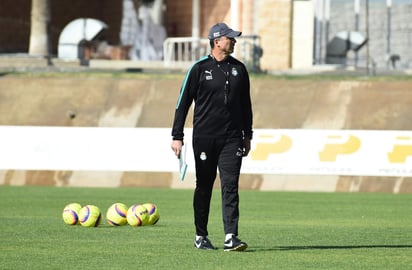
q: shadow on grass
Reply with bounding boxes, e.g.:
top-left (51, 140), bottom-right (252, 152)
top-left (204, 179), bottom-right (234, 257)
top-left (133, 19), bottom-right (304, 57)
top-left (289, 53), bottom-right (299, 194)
top-left (248, 245), bottom-right (412, 252)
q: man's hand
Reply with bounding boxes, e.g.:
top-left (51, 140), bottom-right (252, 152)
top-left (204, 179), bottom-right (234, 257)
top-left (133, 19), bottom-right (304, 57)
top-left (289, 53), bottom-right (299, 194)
top-left (171, 140), bottom-right (183, 158)
top-left (243, 138), bottom-right (251, 157)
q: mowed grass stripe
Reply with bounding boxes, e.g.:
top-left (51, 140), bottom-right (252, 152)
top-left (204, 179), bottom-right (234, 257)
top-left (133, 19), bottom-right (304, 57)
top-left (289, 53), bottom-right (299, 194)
top-left (1, 186), bottom-right (412, 269)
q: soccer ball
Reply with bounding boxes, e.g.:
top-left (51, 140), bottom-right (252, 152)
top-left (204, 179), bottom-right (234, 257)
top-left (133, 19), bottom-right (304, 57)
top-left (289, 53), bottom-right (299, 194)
top-left (126, 204), bottom-right (149, 226)
top-left (78, 205), bottom-right (102, 227)
top-left (106, 203), bottom-right (128, 226)
top-left (143, 203), bottom-right (160, 225)
top-left (62, 203), bottom-right (82, 225)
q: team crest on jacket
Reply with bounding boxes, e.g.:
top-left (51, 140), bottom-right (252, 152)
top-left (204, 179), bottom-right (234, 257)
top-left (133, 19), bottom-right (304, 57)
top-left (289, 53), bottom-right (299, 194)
top-left (200, 152), bottom-right (207, 160)
top-left (231, 67), bottom-right (238, 76)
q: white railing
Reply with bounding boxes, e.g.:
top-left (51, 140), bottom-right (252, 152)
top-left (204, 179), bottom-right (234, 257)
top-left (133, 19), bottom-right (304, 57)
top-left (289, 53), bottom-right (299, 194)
top-left (163, 36), bottom-right (262, 72)
top-left (163, 37), bottom-right (209, 68)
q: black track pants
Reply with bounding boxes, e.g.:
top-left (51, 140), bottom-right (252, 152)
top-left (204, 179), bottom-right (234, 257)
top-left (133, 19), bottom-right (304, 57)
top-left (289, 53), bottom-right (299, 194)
top-left (192, 136), bottom-right (243, 237)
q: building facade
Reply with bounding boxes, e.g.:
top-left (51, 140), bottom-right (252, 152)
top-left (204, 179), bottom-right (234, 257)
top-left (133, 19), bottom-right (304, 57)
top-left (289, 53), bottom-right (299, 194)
top-left (1, 0), bottom-right (410, 71)
top-left (0, 0), bottom-right (297, 71)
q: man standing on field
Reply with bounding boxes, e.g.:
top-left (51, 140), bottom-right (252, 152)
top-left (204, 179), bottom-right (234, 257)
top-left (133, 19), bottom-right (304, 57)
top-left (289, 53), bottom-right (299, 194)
top-left (171, 23), bottom-right (253, 251)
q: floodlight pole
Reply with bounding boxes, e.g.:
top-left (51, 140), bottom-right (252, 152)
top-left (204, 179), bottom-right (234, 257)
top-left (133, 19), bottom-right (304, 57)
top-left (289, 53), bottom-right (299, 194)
top-left (365, 0), bottom-right (370, 75)
top-left (318, 0), bottom-right (324, 64)
top-left (192, 0), bottom-right (200, 61)
top-left (324, 0), bottom-right (330, 60)
top-left (386, 0), bottom-right (392, 69)
top-left (354, 0), bottom-right (360, 68)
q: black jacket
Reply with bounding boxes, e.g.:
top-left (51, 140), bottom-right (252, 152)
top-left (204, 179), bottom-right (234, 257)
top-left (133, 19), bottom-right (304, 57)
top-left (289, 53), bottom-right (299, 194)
top-left (172, 55), bottom-right (253, 141)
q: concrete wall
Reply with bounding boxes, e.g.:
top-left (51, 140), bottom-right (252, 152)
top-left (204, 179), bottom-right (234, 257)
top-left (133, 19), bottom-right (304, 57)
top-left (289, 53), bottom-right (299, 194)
top-left (257, 0), bottom-right (292, 70)
top-left (1, 74), bottom-right (412, 193)
top-left (292, 0), bottom-right (314, 69)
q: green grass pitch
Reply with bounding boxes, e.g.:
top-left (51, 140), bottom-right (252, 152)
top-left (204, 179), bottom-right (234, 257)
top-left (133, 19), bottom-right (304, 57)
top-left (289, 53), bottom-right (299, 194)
top-left (1, 186), bottom-right (412, 269)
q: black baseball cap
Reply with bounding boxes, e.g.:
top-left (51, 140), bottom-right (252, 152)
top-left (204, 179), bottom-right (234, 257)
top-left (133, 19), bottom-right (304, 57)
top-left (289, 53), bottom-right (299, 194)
top-left (208, 23), bottom-right (242, 40)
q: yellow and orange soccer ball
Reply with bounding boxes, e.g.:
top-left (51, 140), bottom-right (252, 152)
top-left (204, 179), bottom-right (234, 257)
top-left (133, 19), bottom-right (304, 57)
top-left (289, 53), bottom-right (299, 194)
top-left (62, 203), bottom-right (82, 225)
top-left (106, 203), bottom-right (128, 226)
top-left (143, 203), bottom-right (160, 225)
top-left (78, 205), bottom-right (102, 227)
top-left (126, 204), bottom-right (149, 226)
